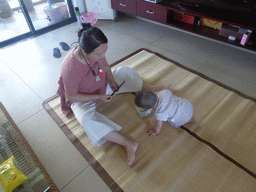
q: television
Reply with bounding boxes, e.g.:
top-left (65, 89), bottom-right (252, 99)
top-left (169, 0), bottom-right (256, 18)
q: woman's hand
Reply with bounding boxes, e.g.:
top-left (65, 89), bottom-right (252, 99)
top-left (105, 66), bottom-right (119, 92)
top-left (109, 80), bottom-right (119, 92)
top-left (99, 95), bottom-right (113, 102)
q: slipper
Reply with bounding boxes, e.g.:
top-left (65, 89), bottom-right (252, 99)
top-left (59, 42), bottom-right (69, 51)
top-left (53, 48), bottom-right (61, 58)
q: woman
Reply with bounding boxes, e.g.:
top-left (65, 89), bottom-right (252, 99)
top-left (57, 24), bottom-right (169, 166)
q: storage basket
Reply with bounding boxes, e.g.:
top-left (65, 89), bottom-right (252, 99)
top-left (81, 12), bottom-right (97, 27)
top-left (44, 2), bottom-right (69, 24)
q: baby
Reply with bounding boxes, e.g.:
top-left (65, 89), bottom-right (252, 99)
top-left (135, 89), bottom-right (193, 136)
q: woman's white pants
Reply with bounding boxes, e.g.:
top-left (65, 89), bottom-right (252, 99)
top-left (71, 66), bottom-right (143, 146)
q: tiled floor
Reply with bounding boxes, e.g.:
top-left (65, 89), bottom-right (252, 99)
top-left (0, 13), bottom-right (255, 191)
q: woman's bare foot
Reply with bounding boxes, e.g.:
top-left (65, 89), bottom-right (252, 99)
top-left (102, 131), bottom-right (139, 166)
top-left (125, 141), bottom-right (139, 166)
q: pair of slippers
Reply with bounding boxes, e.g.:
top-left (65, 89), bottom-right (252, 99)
top-left (53, 42), bottom-right (70, 58)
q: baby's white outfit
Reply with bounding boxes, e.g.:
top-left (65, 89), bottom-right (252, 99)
top-left (155, 90), bottom-right (193, 128)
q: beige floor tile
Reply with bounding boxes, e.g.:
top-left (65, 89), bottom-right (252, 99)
top-left (61, 166), bottom-right (111, 192)
top-left (0, 75), bottom-right (43, 124)
top-left (197, 65), bottom-right (256, 98)
top-left (204, 45), bottom-right (256, 83)
top-left (45, 23), bottom-right (81, 47)
top-left (153, 30), bottom-right (223, 63)
top-left (1, 35), bottom-right (59, 73)
top-left (105, 31), bottom-right (148, 64)
top-left (102, 14), bottom-right (173, 44)
top-left (18, 110), bottom-right (89, 190)
top-left (146, 44), bottom-right (203, 71)
top-left (0, 60), bottom-right (17, 83)
top-left (17, 57), bottom-right (62, 100)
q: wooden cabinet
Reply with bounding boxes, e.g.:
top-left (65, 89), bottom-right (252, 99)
top-left (111, 0), bottom-right (137, 15)
top-left (111, 0), bottom-right (256, 52)
top-left (136, 1), bottom-right (167, 24)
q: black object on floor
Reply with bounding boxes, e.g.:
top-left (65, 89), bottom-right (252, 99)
top-left (53, 48), bottom-right (61, 58)
top-left (59, 42), bottom-right (70, 51)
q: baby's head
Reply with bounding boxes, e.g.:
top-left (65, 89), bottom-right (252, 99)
top-left (135, 91), bottom-right (158, 110)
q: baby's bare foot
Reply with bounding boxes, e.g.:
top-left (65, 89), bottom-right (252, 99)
top-left (147, 128), bottom-right (157, 136)
top-left (126, 141), bottom-right (139, 166)
top-left (153, 83), bottom-right (171, 93)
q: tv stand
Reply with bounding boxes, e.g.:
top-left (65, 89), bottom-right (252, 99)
top-left (177, 4), bottom-right (220, 16)
top-left (111, 0), bottom-right (256, 52)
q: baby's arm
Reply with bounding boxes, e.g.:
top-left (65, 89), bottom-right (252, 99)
top-left (147, 120), bottom-right (163, 136)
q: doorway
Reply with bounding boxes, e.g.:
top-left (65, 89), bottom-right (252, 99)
top-left (0, 0), bottom-right (76, 47)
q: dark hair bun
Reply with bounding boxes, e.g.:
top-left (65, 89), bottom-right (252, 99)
top-left (78, 24), bottom-right (108, 54)
top-left (78, 23), bottom-right (92, 38)
top-left (82, 23), bottom-right (92, 30)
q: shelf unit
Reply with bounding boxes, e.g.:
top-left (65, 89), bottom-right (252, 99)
top-left (111, 0), bottom-right (256, 52)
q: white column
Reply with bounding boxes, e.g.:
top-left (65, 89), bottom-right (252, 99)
top-left (73, 0), bottom-right (87, 14)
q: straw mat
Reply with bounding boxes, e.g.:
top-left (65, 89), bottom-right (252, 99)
top-left (43, 49), bottom-right (256, 191)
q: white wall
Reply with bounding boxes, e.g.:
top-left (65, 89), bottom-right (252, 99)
top-left (84, 0), bottom-right (116, 20)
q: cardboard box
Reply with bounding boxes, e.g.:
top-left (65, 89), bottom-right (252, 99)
top-left (201, 18), bottom-right (223, 30)
top-left (173, 11), bottom-right (194, 25)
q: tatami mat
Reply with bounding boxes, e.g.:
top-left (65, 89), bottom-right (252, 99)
top-left (43, 49), bottom-right (256, 191)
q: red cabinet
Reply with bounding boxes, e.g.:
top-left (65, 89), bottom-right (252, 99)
top-left (136, 1), bottom-right (167, 24)
top-left (111, 0), bottom-right (256, 51)
top-left (111, 0), bottom-right (137, 15)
